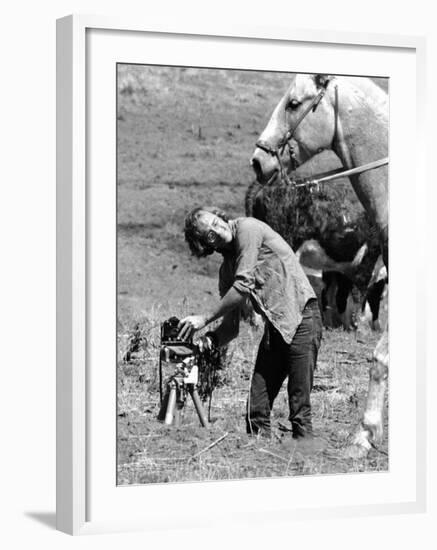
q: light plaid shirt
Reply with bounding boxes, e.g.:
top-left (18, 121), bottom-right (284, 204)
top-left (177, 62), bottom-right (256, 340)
top-left (219, 217), bottom-right (316, 344)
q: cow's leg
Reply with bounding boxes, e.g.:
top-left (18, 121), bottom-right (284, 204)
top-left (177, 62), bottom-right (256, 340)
top-left (346, 326), bottom-right (388, 457)
top-left (365, 279), bottom-right (386, 331)
top-left (323, 273), bottom-right (340, 328)
top-left (335, 273), bottom-right (350, 329)
top-left (342, 294), bottom-right (357, 331)
top-left (335, 274), bottom-right (359, 331)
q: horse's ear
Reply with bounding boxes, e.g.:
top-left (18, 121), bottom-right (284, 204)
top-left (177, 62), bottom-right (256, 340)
top-left (314, 74), bottom-right (331, 89)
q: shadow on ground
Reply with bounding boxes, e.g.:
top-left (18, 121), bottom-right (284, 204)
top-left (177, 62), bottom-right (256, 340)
top-left (25, 511), bottom-right (56, 530)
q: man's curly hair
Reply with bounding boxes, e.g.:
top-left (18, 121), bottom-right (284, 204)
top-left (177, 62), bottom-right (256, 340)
top-left (184, 206), bottom-right (230, 258)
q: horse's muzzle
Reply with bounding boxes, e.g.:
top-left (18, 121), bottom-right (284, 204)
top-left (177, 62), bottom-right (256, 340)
top-left (250, 148), bottom-right (280, 185)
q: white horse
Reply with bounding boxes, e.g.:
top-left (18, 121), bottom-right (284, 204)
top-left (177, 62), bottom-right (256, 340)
top-left (251, 74), bottom-right (388, 457)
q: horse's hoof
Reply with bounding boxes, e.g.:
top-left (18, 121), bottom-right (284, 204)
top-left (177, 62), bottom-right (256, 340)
top-left (344, 441), bottom-right (370, 459)
top-left (344, 428), bottom-right (372, 459)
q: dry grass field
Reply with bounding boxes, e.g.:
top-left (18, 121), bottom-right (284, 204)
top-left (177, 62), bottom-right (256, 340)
top-left (117, 65), bottom-right (388, 485)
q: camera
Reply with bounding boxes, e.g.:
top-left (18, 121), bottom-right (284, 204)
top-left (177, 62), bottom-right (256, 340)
top-left (158, 316), bottom-right (207, 427)
top-left (157, 316), bottom-right (222, 427)
top-left (159, 316), bottom-right (200, 398)
top-left (160, 316), bottom-right (198, 365)
top-left (161, 316), bottom-right (188, 344)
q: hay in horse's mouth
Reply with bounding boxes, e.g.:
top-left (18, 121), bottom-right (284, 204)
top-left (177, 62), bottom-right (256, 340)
top-left (260, 169), bottom-right (279, 186)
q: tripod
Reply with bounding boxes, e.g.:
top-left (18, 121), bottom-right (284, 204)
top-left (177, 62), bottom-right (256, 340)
top-left (158, 374), bottom-right (209, 427)
top-left (157, 319), bottom-right (209, 428)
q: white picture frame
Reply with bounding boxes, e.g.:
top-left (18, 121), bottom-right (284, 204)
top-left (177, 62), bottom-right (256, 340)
top-left (56, 14), bottom-right (427, 535)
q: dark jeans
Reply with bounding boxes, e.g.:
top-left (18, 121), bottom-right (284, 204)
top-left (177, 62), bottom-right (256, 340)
top-left (246, 299), bottom-right (322, 438)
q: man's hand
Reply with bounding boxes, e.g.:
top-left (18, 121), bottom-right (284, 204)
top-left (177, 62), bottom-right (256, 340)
top-left (177, 288), bottom-right (244, 341)
top-left (177, 315), bottom-right (207, 341)
top-left (196, 334), bottom-right (214, 353)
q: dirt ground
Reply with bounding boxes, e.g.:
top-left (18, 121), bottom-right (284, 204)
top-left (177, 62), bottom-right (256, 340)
top-left (116, 65), bottom-right (388, 485)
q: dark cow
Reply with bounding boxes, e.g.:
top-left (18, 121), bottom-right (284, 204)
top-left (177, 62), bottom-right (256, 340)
top-left (245, 170), bottom-right (382, 331)
top-left (295, 239), bottom-right (367, 330)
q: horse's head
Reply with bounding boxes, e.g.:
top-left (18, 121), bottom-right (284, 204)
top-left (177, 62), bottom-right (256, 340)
top-left (251, 74), bottom-right (336, 184)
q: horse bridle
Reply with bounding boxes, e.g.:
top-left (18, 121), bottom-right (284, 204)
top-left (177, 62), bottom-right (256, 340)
top-left (255, 78), bottom-right (332, 185)
top-left (255, 78), bottom-right (389, 191)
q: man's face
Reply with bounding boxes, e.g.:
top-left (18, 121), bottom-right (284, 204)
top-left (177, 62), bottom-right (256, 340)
top-left (197, 211), bottom-right (233, 251)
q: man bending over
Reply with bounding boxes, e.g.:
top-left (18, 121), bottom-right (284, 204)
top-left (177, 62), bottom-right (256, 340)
top-left (178, 207), bottom-right (322, 439)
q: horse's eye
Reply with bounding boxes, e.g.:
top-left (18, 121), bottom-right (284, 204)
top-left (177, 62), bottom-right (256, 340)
top-left (287, 98), bottom-right (301, 110)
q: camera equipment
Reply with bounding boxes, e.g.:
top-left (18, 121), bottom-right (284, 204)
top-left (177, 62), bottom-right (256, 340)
top-left (157, 316), bottom-right (209, 427)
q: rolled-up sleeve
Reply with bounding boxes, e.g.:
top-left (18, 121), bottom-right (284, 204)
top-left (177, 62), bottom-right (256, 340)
top-left (232, 218), bottom-right (263, 295)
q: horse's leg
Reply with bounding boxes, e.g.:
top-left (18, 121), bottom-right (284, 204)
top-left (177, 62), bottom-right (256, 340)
top-left (346, 325), bottom-right (388, 457)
